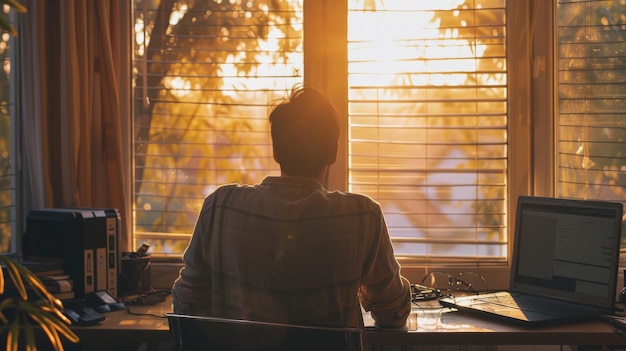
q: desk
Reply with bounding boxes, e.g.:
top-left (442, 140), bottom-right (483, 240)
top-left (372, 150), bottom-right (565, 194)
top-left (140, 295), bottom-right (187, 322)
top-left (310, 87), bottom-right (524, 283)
top-left (70, 300), bottom-right (171, 349)
top-left (69, 296), bottom-right (626, 349)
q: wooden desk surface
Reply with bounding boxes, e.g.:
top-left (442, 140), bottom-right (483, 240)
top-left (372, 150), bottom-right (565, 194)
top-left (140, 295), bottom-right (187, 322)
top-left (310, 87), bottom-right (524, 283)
top-left (365, 308), bottom-right (626, 346)
top-left (71, 299), bottom-right (171, 344)
top-left (71, 296), bottom-right (626, 347)
top-left (363, 299), bottom-right (626, 346)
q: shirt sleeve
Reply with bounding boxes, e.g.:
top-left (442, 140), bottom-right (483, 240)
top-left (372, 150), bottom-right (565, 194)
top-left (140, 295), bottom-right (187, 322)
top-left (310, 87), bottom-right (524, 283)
top-left (172, 194), bottom-right (217, 307)
top-left (182, 194), bottom-right (216, 277)
top-left (358, 203), bottom-right (412, 329)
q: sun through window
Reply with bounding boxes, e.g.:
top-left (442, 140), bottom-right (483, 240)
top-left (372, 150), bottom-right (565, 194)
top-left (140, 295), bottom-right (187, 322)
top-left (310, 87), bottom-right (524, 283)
top-left (132, 0), bottom-right (508, 265)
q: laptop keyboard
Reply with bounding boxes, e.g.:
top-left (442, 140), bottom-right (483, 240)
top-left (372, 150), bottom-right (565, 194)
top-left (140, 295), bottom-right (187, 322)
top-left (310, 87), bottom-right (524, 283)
top-left (477, 294), bottom-right (539, 309)
top-left (475, 294), bottom-right (589, 316)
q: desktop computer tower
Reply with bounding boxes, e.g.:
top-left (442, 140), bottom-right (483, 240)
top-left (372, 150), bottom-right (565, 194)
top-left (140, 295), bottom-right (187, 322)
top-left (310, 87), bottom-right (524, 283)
top-left (22, 208), bottom-right (120, 298)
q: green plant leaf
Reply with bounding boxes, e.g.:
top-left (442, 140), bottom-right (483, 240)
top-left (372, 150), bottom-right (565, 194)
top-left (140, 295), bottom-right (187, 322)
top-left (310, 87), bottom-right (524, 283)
top-left (7, 317), bottom-right (20, 351)
top-left (22, 317), bottom-right (36, 351)
top-left (19, 265), bottom-right (61, 308)
top-left (0, 255), bottom-right (27, 299)
top-left (24, 303), bottom-right (77, 342)
top-left (29, 312), bottom-right (64, 351)
top-left (0, 254), bottom-right (79, 350)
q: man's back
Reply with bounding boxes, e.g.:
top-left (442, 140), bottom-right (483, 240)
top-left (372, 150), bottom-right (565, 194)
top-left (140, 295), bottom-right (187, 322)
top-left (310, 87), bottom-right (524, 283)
top-left (173, 176), bottom-right (409, 328)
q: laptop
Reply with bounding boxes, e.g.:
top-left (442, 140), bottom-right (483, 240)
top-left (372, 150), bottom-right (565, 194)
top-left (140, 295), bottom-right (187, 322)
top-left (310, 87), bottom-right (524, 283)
top-left (439, 195), bottom-right (623, 326)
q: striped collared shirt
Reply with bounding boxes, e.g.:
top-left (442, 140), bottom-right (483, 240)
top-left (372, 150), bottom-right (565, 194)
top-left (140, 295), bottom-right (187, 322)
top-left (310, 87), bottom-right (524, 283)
top-left (173, 176), bottom-right (411, 328)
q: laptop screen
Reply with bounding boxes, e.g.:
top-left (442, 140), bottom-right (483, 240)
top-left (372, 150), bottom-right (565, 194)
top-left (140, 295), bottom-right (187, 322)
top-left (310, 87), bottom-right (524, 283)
top-left (510, 196), bottom-right (623, 310)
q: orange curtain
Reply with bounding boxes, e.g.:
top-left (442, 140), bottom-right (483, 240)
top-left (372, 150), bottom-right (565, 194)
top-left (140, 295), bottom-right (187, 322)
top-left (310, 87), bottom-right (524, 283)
top-left (21, 0), bottom-right (130, 251)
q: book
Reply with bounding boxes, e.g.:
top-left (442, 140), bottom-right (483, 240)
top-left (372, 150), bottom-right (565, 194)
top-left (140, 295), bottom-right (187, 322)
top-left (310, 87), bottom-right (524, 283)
top-left (39, 276), bottom-right (74, 293)
top-left (38, 274), bottom-right (71, 281)
top-left (33, 269), bottom-right (66, 276)
top-left (15, 255), bottom-right (64, 274)
top-left (53, 291), bottom-right (76, 300)
top-left (4, 257), bottom-right (76, 296)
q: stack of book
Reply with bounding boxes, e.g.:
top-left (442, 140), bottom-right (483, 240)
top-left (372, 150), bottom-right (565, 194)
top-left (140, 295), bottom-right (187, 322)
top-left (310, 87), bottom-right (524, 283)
top-left (12, 255), bottom-right (75, 300)
top-left (37, 274), bottom-right (75, 300)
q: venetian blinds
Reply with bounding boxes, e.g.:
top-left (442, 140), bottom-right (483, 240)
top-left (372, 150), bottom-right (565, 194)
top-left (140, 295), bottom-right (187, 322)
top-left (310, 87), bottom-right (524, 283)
top-left (347, 1), bottom-right (509, 263)
top-left (556, 0), bottom-right (626, 216)
top-left (132, 0), bottom-right (303, 254)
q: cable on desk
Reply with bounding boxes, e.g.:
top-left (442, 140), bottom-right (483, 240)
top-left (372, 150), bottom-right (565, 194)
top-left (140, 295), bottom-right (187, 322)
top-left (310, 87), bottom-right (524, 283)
top-left (124, 304), bottom-right (167, 319)
top-left (117, 289), bottom-right (172, 318)
top-left (120, 289), bottom-right (171, 305)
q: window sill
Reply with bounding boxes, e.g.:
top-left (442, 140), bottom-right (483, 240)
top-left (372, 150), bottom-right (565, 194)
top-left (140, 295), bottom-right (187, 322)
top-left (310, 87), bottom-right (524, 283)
top-left (150, 262), bottom-right (626, 300)
top-left (148, 261), bottom-right (513, 292)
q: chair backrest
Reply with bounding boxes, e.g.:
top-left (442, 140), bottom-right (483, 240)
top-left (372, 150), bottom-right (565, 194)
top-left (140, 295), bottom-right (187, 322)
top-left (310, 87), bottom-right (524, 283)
top-left (166, 313), bottom-right (364, 351)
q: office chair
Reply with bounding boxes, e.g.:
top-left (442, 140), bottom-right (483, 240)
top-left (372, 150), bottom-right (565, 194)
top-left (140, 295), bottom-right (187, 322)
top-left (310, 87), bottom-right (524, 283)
top-left (167, 313), bottom-right (364, 351)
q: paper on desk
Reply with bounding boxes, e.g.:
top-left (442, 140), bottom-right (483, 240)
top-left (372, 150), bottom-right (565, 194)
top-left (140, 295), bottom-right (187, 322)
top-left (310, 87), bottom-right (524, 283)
top-left (362, 309), bottom-right (375, 327)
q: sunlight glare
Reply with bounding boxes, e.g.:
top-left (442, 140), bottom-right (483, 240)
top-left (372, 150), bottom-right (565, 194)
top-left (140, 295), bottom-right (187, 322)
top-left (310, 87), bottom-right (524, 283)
top-left (349, 0), bottom-right (466, 11)
top-left (221, 20), bottom-right (302, 97)
top-left (164, 76), bottom-right (191, 97)
top-left (167, 3), bottom-right (188, 35)
top-left (169, 4), bottom-right (188, 26)
top-left (348, 0), bottom-right (487, 87)
top-left (135, 19), bottom-right (146, 56)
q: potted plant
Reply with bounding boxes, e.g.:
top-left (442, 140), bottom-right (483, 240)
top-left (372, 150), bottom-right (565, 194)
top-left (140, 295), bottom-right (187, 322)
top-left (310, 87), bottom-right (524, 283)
top-left (0, 255), bottom-right (80, 351)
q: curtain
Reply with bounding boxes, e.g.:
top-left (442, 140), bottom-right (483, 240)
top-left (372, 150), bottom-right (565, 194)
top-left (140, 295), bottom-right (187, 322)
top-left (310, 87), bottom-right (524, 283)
top-left (20, 0), bottom-right (130, 251)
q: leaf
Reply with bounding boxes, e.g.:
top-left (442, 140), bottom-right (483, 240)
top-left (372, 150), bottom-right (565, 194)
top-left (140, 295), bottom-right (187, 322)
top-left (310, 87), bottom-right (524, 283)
top-left (0, 255), bottom-right (79, 350)
top-left (0, 260), bottom-right (4, 294)
top-left (46, 313), bottom-right (78, 343)
top-left (0, 297), bottom-right (18, 325)
top-left (0, 256), bottom-right (27, 300)
top-left (22, 320), bottom-right (36, 351)
top-left (29, 312), bottom-right (64, 351)
top-left (22, 303), bottom-right (79, 344)
top-left (39, 304), bottom-right (73, 326)
top-left (6, 317), bottom-right (20, 351)
top-left (20, 266), bottom-right (60, 307)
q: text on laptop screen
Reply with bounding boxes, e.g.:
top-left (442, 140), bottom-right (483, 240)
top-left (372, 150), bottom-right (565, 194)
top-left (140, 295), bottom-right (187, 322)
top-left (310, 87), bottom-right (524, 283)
top-left (514, 203), bottom-right (619, 301)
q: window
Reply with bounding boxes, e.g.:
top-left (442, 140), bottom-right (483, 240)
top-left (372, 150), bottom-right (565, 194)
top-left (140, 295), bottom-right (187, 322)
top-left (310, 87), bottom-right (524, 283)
top-left (134, 0), bottom-right (507, 262)
top-left (556, 0), bottom-right (626, 245)
top-left (347, 1), bottom-right (507, 264)
top-left (556, 1), bottom-right (626, 201)
top-left (132, 0), bottom-right (513, 266)
top-left (134, 0), bottom-right (523, 272)
top-left (0, 6), bottom-right (17, 253)
top-left (132, 0), bottom-right (303, 254)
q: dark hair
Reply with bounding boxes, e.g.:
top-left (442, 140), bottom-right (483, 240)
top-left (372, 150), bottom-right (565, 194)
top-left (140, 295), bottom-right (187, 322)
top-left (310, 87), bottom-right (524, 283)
top-left (269, 84), bottom-right (340, 177)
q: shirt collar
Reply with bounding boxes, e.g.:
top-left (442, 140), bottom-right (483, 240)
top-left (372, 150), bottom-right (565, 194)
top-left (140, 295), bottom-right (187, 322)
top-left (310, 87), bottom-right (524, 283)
top-left (261, 176), bottom-right (325, 190)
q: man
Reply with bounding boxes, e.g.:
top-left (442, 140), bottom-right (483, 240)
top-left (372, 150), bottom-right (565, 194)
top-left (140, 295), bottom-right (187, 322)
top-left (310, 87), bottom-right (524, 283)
top-left (172, 84), bottom-right (411, 329)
